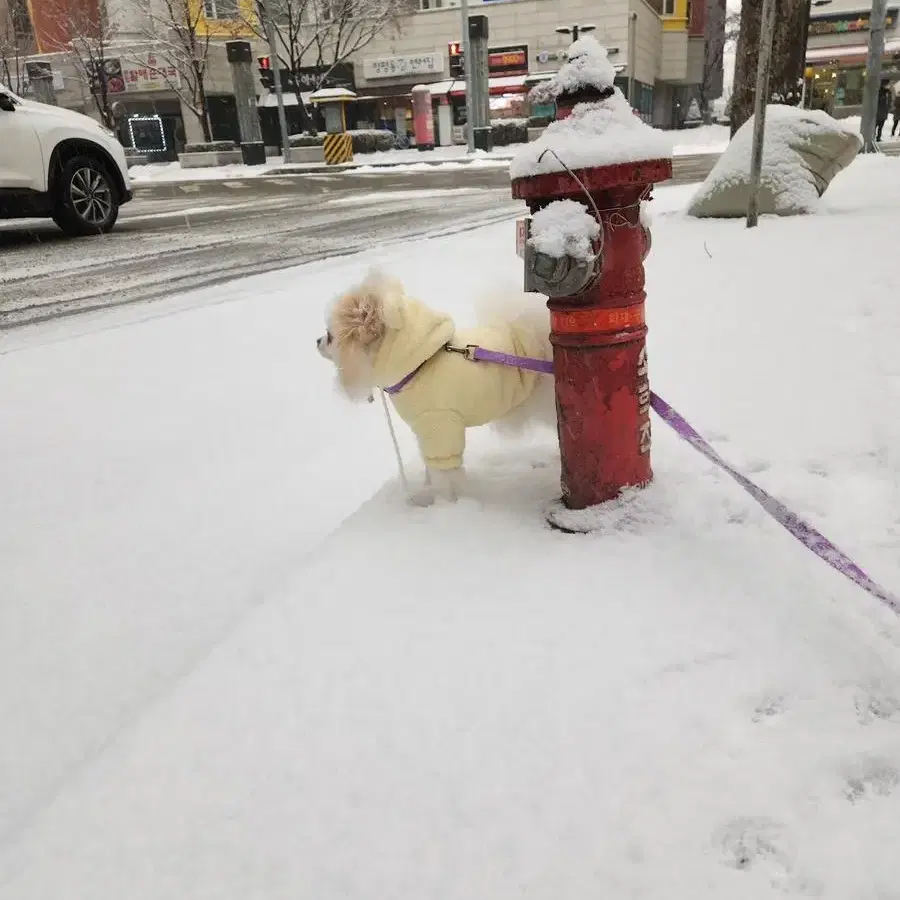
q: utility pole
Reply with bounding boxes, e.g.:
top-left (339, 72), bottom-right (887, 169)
top-left (746, 0), bottom-right (777, 228)
top-left (627, 12), bottom-right (638, 109)
top-left (260, 0), bottom-right (291, 161)
top-left (861, 0), bottom-right (888, 151)
top-left (460, 0), bottom-right (474, 152)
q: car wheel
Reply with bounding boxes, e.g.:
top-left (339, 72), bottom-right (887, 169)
top-left (52, 155), bottom-right (120, 237)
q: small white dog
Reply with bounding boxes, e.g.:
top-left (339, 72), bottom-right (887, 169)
top-left (317, 268), bottom-right (556, 504)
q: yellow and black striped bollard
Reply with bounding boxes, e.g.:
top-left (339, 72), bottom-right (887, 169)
top-left (323, 133), bottom-right (353, 166)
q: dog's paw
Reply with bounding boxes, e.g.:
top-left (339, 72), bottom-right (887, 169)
top-left (407, 487), bottom-right (436, 508)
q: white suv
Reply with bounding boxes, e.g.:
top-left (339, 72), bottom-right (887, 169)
top-left (0, 85), bottom-right (132, 236)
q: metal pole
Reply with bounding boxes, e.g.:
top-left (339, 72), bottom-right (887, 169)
top-left (861, 0), bottom-right (888, 151)
top-left (628, 12), bottom-right (637, 109)
top-left (461, 0), bottom-right (474, 152)
top-left (260, 0), bottom-right (291, 160)
top-left (572, 24), bottom-right (579, 41)
top-left (746, 0), bottom-right (777, 228)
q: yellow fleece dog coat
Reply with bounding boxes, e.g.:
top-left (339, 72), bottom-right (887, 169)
top-left (371, 290), bottom-right (549, 471)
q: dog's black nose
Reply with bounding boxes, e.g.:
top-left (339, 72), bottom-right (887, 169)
top-left (316, 337), bottom-right (323, 348)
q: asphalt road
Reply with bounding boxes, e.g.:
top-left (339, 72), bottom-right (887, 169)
top-left (0, 154), bottom-right (718, 330)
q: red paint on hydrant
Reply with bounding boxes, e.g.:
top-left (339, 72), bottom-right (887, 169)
top-left (511, 94), bottom-right (671, 512)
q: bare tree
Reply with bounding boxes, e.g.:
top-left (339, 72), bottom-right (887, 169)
top-left (53, 2), bottom-right (121, 127)
top-left (0, 0), bottom-right (29, 93)
top-left (730, 0), bottom-right (807, 135)
top-left (248, 0), bottom-right (413, 87)
top-left (126, 0), bottom-right (227, 142)
top-left (242, 0), bottom-right (412, 133)
top-left (305, 0), bottom-right (414, 76)
top-left (698, 7), bottom-right (741, 121)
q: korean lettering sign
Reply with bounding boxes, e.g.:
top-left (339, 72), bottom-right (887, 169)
top-left (364, 52), bottom-right (443, 79)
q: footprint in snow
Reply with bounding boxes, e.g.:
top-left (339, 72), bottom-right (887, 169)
top-left (843, 757), bottom-right (900, 803)
top-left (855, 688), bottom-right (900, 725)
top-left (745, 459), bottom-right (771, 474)
top-left (751, 693), bottom-right (785, 723)
top-left (714, 816), bottom-right (796, 878)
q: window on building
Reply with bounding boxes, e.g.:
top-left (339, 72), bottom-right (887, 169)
top-left (204, 0), bottom-right (240, 19)
top-left (301, 0), bottom-right (337, 22)
top-left (419, 0), bottom-right (444, 10)
top-left (662, 0), bottom-right (676, 15)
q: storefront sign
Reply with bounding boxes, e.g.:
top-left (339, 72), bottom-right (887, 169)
top-left (88, 56), bottom-right (180, 94)
top-left (809, 8), bottom-right (898, 35)
top-left (448, 43), bottom-right (530, 77)
top-left (363, 51), bottom-right (443, 80)
top-left (296, 62), bottom-right (355, 91)
top-left (487, 44), bottom-right (529, 75)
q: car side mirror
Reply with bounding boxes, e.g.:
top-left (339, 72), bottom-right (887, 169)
top-left (0, 93), bottom-right (16, 112)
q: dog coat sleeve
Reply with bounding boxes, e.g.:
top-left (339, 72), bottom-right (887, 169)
top-left (412, 409), bottom-right (466, 471)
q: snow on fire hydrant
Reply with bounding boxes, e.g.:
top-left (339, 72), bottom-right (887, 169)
top-left (509, 37), bottom-right (673, 528)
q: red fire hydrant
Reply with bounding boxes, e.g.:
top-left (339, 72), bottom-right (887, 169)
top-left (509, 38), bottom-right (672, 522)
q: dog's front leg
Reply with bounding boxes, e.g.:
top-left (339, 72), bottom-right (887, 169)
top-left (407, 466), bottom-right (464, 506)
top-left (428, 466), bottom-right (464, 502)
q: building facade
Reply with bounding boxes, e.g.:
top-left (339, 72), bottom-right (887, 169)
top-left (3, 0), bottom-right (725, 155)
top-left (805, 0), bottom-right (900, 117)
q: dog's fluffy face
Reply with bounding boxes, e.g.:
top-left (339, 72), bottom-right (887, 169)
top-left (317, 270), bottom-right (403, 400)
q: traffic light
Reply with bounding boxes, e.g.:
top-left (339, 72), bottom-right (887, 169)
top-left (257, 55), bottom-right (274, 91)
top-left (448, 41), bottom-right (464, 77)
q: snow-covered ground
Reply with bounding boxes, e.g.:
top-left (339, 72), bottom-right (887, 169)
top-left (129, 124), bottom-right (731, 184)
top-left (2, 155), bottom-right (900, 899)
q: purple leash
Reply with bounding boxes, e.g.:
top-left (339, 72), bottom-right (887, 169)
top-left (447, 343), bottom-right (900, 615)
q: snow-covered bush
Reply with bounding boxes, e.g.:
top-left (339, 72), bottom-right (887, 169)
top-left (491, 119), bottom-right (528, 146)
top-left (687, 105), bottom-right (862, 218)
top-left (289, 130), bottom-right (394, 153)
top-left (183, 141), bottom-right (236, 153)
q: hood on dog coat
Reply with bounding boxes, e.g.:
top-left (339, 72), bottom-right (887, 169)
top-left (371, 282), bottom-right (549, 471)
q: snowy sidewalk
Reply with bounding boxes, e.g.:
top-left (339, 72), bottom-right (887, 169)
top-left (2, 155), bottom-right (900, 899)
top-left (128, 124), bottom-right (731, 185)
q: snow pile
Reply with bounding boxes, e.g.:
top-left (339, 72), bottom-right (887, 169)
top-left (510, 38), bottom-right (672, 180)
top-left (510, 99), bottom-right (673, 178)
top-left (528, 199), bottom-right (600, 261)
top-left (529, 36), bottom-right (618, 104)
top-left (688, 104), bottom-right (862, 218)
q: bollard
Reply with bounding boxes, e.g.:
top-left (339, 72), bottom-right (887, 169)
top-left (509, 37), bottom-right (672, 525)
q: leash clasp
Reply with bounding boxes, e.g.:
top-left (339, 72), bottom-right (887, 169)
top-left (445, 343), bottom-right (478, 362)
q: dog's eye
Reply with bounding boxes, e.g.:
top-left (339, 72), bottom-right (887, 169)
top-left (326, 332), bottom-right (333, 345)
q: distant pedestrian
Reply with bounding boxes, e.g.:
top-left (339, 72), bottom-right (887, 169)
top-left (891, 88), bottom-right (900, 137)
top-left (876, 82), bottom-right (890, 141)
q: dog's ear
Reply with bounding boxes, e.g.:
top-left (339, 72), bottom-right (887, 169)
top-left (330, 287), bottom-right (387, 349)
top-left (361, 267), bottom-right (405, 330)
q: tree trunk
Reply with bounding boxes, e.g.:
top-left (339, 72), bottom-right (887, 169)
top-left (731, 0), bottom-right (808, 135)
top-left (195, 66), bottom-right (213, 142)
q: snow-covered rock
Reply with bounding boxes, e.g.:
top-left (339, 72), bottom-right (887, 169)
top-left (687, 105), bottom-right (862, 219)
top-left (509, 37), bottom-right (672, 180)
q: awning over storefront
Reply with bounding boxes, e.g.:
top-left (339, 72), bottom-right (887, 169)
top-left (258, 92), bottom-right (313, 107)
top-left (425, 75), bottom-right (530, 97)
top-left (806, 38), bottom-right (900, 64)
